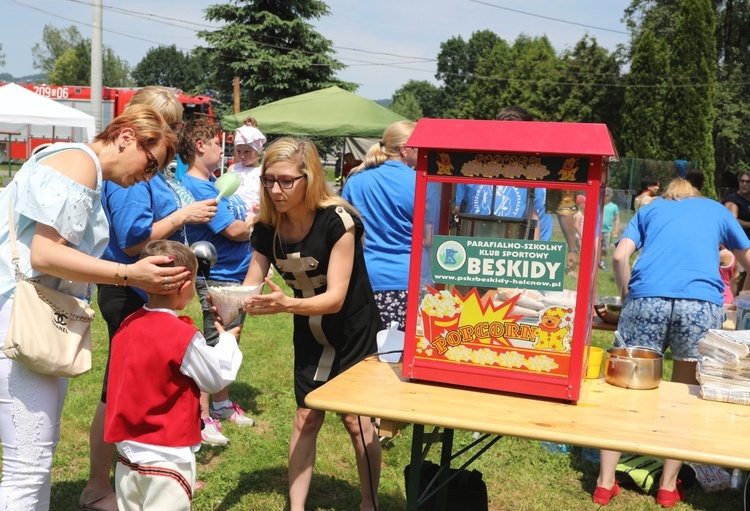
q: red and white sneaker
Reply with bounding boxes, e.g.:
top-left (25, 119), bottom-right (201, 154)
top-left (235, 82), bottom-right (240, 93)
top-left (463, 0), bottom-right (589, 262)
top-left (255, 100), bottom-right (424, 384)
top-left (210, 402), bottom-right (256, 426)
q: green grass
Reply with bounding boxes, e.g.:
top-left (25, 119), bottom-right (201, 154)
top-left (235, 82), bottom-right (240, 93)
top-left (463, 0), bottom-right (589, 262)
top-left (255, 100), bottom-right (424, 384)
top-left (11, 257), bottom-right (746, 510)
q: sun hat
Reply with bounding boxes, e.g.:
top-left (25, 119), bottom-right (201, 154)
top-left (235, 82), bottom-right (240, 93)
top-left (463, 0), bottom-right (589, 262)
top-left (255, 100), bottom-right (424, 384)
top-left (234, 125), bottom-right (266, 154)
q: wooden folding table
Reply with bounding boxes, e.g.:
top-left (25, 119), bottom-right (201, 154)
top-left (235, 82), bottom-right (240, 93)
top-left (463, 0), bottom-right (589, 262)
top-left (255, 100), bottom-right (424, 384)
top-left (306, 358), bottom-right (750, 510)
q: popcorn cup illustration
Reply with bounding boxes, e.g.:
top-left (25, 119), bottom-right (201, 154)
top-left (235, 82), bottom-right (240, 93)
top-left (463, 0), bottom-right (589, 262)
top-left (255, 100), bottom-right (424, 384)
top-left (420, 289), bottom-right (463, 342)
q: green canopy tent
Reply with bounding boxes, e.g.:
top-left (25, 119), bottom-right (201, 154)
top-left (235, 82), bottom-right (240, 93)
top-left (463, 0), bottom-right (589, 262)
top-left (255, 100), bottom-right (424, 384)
top-left (222, 86), bottom-right (407, 137)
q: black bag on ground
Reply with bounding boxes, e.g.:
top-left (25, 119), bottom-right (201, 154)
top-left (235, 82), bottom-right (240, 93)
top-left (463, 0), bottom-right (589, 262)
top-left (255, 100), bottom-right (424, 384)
top-left (403, 461), bottom-right (488, 511)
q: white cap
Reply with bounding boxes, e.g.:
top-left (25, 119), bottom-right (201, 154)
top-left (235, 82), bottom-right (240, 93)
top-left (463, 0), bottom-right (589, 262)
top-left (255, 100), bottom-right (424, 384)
top-left (234, 125), bottom-right (266, 154)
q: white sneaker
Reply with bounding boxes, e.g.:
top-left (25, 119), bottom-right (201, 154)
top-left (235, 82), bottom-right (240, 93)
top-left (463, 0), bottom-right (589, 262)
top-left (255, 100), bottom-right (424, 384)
top-left (210, 402), bottom-right (256, 427)
top-left (201, 417), bottom-right (230, 445)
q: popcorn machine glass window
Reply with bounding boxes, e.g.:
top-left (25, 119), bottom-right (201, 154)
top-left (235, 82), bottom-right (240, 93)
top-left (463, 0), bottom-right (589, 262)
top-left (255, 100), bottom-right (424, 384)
top-left (402, 119), bottom-right (617, 402)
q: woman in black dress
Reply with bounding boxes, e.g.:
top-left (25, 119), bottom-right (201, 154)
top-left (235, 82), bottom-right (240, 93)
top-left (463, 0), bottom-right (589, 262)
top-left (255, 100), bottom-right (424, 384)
top-left (241, 137), bottom-right (381, 511)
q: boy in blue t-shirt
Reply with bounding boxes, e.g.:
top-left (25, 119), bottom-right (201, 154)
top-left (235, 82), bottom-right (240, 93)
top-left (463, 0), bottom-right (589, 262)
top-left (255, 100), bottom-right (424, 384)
top-left (177, 120), bottom-right (255, 446)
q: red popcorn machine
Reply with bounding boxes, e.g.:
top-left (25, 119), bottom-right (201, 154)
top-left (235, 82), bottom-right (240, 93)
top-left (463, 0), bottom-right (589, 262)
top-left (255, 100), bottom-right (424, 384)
top-left (402, 118), bottom-right (617, 402)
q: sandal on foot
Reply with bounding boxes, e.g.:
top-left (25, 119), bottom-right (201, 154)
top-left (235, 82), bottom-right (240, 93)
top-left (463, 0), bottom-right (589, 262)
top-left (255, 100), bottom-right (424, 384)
top-left (79, 487), bottom-right (117, 511)
top-left (592, 481), bottom-right (620, 506)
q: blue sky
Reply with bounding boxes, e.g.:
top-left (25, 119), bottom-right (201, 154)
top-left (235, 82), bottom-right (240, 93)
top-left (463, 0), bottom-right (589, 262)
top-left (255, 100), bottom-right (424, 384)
top-left (1, 0), bottom-right (632, 101)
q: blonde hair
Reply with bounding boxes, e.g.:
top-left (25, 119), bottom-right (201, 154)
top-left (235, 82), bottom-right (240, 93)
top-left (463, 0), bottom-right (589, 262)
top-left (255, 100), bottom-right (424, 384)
top-left (663, 177), bottom-right (701, 200)
top-left (128, 86), bottom-right (184, 127)
top-left (257, 137), bottom-right (354, 228)
top-left (360, 120), bottom-right (416, 170)
top-left (94, 104), bottom-right (176, 168)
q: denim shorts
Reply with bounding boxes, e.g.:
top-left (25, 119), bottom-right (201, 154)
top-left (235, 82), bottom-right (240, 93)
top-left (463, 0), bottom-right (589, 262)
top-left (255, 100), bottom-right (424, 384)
top-left (616, 297), bottom-right (723, 362)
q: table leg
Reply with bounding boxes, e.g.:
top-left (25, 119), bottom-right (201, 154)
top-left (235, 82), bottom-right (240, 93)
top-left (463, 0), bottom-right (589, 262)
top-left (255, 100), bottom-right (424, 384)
top-left (435, 428), bottom-right (454, 511)
top-left (406, 424), bottom-right (425, 511)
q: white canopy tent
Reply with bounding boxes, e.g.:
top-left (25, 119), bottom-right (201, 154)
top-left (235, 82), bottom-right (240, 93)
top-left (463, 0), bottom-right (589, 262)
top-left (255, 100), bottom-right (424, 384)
top-left (0, 83), bottom-right (96, 137)
top-left (0, 83), bottom-right (96, 163)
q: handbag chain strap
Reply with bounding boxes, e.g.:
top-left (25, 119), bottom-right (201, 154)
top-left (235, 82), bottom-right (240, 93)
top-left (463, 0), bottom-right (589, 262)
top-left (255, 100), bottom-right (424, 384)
top-left (7, 200), bottom-right (94, 322)
top-left (28, 284), bottom-right (94, 322)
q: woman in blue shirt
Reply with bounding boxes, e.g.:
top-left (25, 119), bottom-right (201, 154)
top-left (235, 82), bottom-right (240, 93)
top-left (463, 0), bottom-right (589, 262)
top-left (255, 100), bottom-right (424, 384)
top-left (593, 178), bottom-right (750, 508)
top-left (342, 121), bottom-right (417, 330)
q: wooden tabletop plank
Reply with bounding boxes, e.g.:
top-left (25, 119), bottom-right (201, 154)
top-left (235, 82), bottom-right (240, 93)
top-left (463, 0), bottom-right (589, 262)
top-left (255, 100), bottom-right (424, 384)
top-left (306, 358), bottom-right (750, 469)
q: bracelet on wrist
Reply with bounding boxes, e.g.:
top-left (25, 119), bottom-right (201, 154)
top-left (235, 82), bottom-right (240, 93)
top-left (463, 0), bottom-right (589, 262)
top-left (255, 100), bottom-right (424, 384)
top-left (114, 264), bottom-right (129, 286)
top-left (167, 215), bottom-right (177, 233)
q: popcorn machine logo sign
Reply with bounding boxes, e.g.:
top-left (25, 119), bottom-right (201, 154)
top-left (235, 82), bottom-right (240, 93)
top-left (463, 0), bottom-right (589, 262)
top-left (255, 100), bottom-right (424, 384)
top-left (430, 236), bottom-right (566, 291)
top-left (416, 287), bottom-right (568, 375)
top-left (436, 240), bottom-right (466, 272)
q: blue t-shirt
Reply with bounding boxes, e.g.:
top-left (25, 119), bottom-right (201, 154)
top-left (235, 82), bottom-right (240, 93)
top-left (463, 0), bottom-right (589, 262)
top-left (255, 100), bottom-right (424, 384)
top-left (454, 184), bottom-right (551, 241)
top-left (534, 189), bottom-right (551, 241)
top-left (342, 160), bottom-right (416, 291)
top-left (102, 174), bottom-right (186, 265)
top-left (102, 174), bottom-right (188, 301)
top-left (619, 197), bottom-right (750, 305)
top-left (182, 174), bottom-right (251, 282)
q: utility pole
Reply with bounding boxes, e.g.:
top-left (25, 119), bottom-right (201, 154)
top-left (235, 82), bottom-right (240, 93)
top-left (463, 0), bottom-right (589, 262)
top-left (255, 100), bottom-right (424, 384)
top-left (233, 77), bottom-right (240, 114)
top-left (91, 0), bottom-right (103, 134)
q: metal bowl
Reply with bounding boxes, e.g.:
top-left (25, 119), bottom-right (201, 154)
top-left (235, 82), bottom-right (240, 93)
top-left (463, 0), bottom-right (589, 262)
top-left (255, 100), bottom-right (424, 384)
top-left (594, 304), bottom-right (621, 325)
top-left (604, 347), bottom-right (663, 390)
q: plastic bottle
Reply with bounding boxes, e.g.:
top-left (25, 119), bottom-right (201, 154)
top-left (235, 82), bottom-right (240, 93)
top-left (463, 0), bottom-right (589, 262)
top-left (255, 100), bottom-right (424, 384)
top-left (541, 442), bottom-right (570, 454)
top-left (730, 468), bottom-right (743, 490)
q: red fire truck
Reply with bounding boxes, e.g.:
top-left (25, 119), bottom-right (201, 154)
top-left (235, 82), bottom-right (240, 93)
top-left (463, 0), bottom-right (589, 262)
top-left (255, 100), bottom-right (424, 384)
top-left (0, 83), bottom-right (216, 160)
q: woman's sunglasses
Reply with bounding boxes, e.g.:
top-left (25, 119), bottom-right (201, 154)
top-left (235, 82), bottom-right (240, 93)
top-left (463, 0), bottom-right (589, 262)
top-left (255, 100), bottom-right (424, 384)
top-left (139, 143), bottom-right (159, 177)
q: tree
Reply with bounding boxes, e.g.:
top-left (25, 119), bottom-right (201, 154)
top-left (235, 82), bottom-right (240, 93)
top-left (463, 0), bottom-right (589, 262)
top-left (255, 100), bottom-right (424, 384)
top-left (464, 37), bottom-right (512, 119)
top-left (661, 0), bottom-right (717, 196)
top-left (49, 48), bottom-right (83, 85)
top-left (132, 45), bottom-right (205, 92)
top-left (32, 25), bottom-right (83, 76)
top-left (556, 36), bottom-right (625, 145)
top-left (620, 30), bottom-right (670, 160)
top-left (714, 0), bottom-right (750, 188)
top-left (621, 0), bottom-right (718, 196)
top-left (196, 0), bottom-right (352, 114)
top-left (435, 30), bottom-right (503, 118)
top-left (0, 43), bottom-right (5, 68)
top-left (390, 91), bottom-right (422, 121)
top-left (32, 25), bottom-right (131, 86)
top-left (466, 34), bottom-right (560, 120)
top-left (391, 80), bottom-right (443, 118)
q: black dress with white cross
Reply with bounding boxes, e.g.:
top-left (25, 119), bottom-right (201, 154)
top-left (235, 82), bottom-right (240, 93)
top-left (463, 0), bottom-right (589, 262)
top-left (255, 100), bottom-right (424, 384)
top-left (251, 205), bottom-right (382, 407)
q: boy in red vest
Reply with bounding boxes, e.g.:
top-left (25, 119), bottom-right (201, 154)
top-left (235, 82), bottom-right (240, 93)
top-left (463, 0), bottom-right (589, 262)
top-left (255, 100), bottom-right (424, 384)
top-left (104, 240), bottom-right (242, 510)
